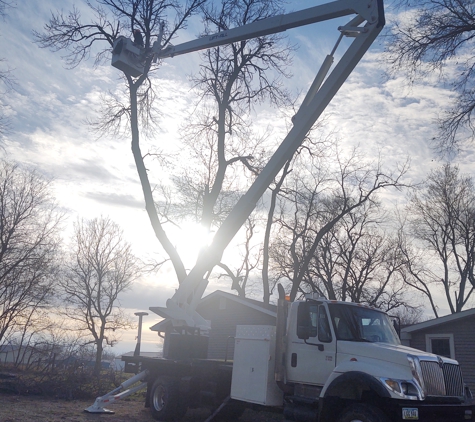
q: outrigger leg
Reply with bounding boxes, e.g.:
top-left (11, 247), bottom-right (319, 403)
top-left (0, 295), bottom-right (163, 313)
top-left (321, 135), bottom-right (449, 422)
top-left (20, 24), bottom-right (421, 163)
top-left (84, 370), bottom-right (149, 414)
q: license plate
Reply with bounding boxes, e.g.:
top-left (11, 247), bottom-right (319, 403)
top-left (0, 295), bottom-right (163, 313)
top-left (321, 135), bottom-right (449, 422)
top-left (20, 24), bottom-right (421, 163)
top-left (402, 408), bottom-right (419, 420)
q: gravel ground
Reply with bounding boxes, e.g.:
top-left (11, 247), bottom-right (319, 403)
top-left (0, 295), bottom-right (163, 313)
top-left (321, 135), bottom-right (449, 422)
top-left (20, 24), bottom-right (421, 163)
top-left (0, 392), bottom-right (285, 422)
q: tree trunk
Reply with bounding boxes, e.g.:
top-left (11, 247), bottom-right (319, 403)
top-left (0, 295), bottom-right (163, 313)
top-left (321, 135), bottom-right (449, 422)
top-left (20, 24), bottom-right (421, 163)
top-left (94, 341), bottom-right (103, 376)
top-left (128, 80), bottom-right (187, 283)
top-left (262, 161), bottom-right (291, 304)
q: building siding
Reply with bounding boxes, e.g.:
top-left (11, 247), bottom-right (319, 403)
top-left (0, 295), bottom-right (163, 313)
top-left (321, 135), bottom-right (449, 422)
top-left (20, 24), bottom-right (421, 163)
top-left (198, 297), bottom-right (276, 360)
top-left (407, 317), bottom-right (475, 392)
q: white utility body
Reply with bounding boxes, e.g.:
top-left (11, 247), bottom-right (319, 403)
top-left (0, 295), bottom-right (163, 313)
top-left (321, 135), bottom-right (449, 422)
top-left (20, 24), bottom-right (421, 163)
top-left (87, 1), bottom-right (475, 421)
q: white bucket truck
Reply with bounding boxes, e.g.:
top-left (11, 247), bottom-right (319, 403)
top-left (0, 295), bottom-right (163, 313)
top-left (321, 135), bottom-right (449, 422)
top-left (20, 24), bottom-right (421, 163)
top-left (86, 0), bottom-right (475, 420)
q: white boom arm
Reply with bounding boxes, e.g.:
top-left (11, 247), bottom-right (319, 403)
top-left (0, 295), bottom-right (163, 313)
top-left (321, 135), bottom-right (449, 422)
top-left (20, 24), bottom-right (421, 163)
top-left (153, 0), bottom-right (380, 60)
top-left (150, 0), bottom-right (385, 329)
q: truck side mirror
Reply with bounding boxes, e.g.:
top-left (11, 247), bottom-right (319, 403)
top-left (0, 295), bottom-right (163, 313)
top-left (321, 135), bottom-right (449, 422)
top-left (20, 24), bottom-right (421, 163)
top-left (390, 316), bottom-right (401, 338)
top-left (297, 302), bottom-right (311, 340)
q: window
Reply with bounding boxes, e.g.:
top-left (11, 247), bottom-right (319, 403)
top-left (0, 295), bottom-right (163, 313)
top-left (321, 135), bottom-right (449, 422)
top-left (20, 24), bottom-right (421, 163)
top-left (318, 305), bottom-right (332, 342)
top-left (328, 304), bottom-right (400, 345)
top-left (426, 334), bottom-right (455, 359)
top-left (306, 304), bottom-right (318, 338)
top-left (299, 303), bottom-right (332, 343)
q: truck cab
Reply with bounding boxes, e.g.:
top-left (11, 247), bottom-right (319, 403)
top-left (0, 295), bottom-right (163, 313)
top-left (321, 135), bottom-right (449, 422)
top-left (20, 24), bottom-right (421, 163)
top-left (280, 296), bottom-right (473, 421)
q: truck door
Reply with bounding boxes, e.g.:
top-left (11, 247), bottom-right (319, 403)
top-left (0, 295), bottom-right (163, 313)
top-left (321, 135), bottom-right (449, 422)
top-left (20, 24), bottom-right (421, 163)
top-left (286, 302), bottom-right (336, 387)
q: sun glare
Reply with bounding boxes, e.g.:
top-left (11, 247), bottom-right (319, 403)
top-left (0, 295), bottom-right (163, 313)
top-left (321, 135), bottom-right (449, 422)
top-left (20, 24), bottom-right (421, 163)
top-left (174, 222), bottom-right (212, 267)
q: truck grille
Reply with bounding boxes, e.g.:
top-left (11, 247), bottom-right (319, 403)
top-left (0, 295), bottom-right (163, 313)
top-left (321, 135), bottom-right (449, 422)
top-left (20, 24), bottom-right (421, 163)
top-left (420, 361), bottom-right (464, 397)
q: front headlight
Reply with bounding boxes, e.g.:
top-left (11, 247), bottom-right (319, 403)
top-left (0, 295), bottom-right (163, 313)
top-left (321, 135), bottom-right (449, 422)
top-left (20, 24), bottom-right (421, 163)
top-left (384, 379), bottom-right (402, 394)
top-left (401, 381), bottom-right (421, 397)
top-left (381, 378), bottom-right (422, 400)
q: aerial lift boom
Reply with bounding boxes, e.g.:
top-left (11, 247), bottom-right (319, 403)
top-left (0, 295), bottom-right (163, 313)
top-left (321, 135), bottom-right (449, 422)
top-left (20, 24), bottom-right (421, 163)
top-left (140, 0), bottom-right (385, 330)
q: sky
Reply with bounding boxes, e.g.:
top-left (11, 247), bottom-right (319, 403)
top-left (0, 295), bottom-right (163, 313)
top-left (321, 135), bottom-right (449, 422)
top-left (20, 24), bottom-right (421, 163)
top-left (1, 0), bottom-right (474, 355)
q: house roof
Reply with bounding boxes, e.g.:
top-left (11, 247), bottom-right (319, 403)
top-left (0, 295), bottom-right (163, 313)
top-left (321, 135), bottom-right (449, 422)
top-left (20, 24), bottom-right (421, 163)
top-left (121, 351), bottom-right (162, 358)
top-left (402, 307), bottom-right (475, 333)
top-left (197, 290), bottom-right (277, 317)
top-left (149, 290), bottom-right (277, 333)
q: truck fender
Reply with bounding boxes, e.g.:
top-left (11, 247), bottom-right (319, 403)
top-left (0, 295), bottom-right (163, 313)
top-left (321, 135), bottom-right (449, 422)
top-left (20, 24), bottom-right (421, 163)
top-left (322, 371), bottom-right (389, 399)
top-left (318, 371), bottom-right (390, 422)
top-left (321, 358), bottom-right (410, 397)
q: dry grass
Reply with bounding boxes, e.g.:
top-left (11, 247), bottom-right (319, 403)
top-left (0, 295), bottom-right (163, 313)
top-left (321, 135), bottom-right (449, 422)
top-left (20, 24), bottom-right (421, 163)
top-left (0, 367), bottom-right (284, 422)
top-left (0, 393), bottom-right (152, 422)
top-left (0, 392), bottom-right (284, 422)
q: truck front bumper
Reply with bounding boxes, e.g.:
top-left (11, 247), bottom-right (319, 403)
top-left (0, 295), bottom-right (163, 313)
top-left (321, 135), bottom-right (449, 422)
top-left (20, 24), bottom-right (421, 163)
top-left (391, 399), bottom-right (474, 421)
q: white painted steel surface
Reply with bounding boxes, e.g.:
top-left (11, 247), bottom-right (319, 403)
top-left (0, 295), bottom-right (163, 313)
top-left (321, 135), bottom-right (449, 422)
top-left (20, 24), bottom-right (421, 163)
top-left (111, 37), bottom-right (144, 77)
top-left (231, 325), bottom-right (283, 406)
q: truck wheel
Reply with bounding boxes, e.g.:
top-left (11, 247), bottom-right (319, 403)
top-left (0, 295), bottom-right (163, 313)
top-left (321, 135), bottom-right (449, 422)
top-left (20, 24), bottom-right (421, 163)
top-left (337, 403), bottom-right (389, 422)
top-left (150, 376), bottom-right (186, 421)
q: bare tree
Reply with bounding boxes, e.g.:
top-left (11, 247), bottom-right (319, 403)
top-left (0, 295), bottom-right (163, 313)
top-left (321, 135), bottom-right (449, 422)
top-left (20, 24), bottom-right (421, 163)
top-left (60, 217), bottom-right (140, 376)
top-left (386, 0), bottom-right (475, 154)
top-left (0, 160), bottom-right (61, 344)
top-left (0, 0), bottom-right (15, 137)
top-left (260, 121), bottom-right (331, 304)
top-left (216, 214), bottom-right (262, 298)
top-left (0, 0), bottom-right (14, 16)
top-left (182, 0), bottom-right (292, 231)
top-left (35, 0), bottom-right (206, 284)
top-left (4, 309), bottom-right (55, 369)
top-left (306, 203), bottom-right (412, 313)
top-left (270, 146), bottom-right (409, 301)
top-left (261, 157), bottom-right (292, 304)
top-left (390, 305), bottom-right (425, 326)
top-left (155, 0), bottom-right (294, 298)
top-left (405, 163), bottom-right (475, 314)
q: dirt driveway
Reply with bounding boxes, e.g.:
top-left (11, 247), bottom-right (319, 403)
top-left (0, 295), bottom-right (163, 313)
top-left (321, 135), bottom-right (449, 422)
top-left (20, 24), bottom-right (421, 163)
top-left (0, 393), bottom-right (284, 422)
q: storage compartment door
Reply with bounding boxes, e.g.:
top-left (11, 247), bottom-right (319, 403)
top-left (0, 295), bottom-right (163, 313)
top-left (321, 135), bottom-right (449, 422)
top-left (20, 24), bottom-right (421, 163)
top-left (231, 325), bottom-right (282, 406)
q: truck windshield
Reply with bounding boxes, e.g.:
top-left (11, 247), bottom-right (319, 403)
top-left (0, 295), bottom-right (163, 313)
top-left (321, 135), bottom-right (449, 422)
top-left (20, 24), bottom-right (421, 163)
top-left (328, 304), bottom-right (400, 345)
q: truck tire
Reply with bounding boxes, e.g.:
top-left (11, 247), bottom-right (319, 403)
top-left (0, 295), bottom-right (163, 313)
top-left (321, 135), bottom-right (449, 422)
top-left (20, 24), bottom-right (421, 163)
top-left (336, 403), bottom-right (389, 422)
top-left (150, 376), bottom-right (186, 421)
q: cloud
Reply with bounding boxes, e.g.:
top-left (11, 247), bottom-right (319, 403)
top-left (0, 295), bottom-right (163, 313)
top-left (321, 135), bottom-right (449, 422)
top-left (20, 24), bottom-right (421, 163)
top-left (67, 158), bottom-right (118, 182)
top-left (85, 191), bottom-right (144, 208)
